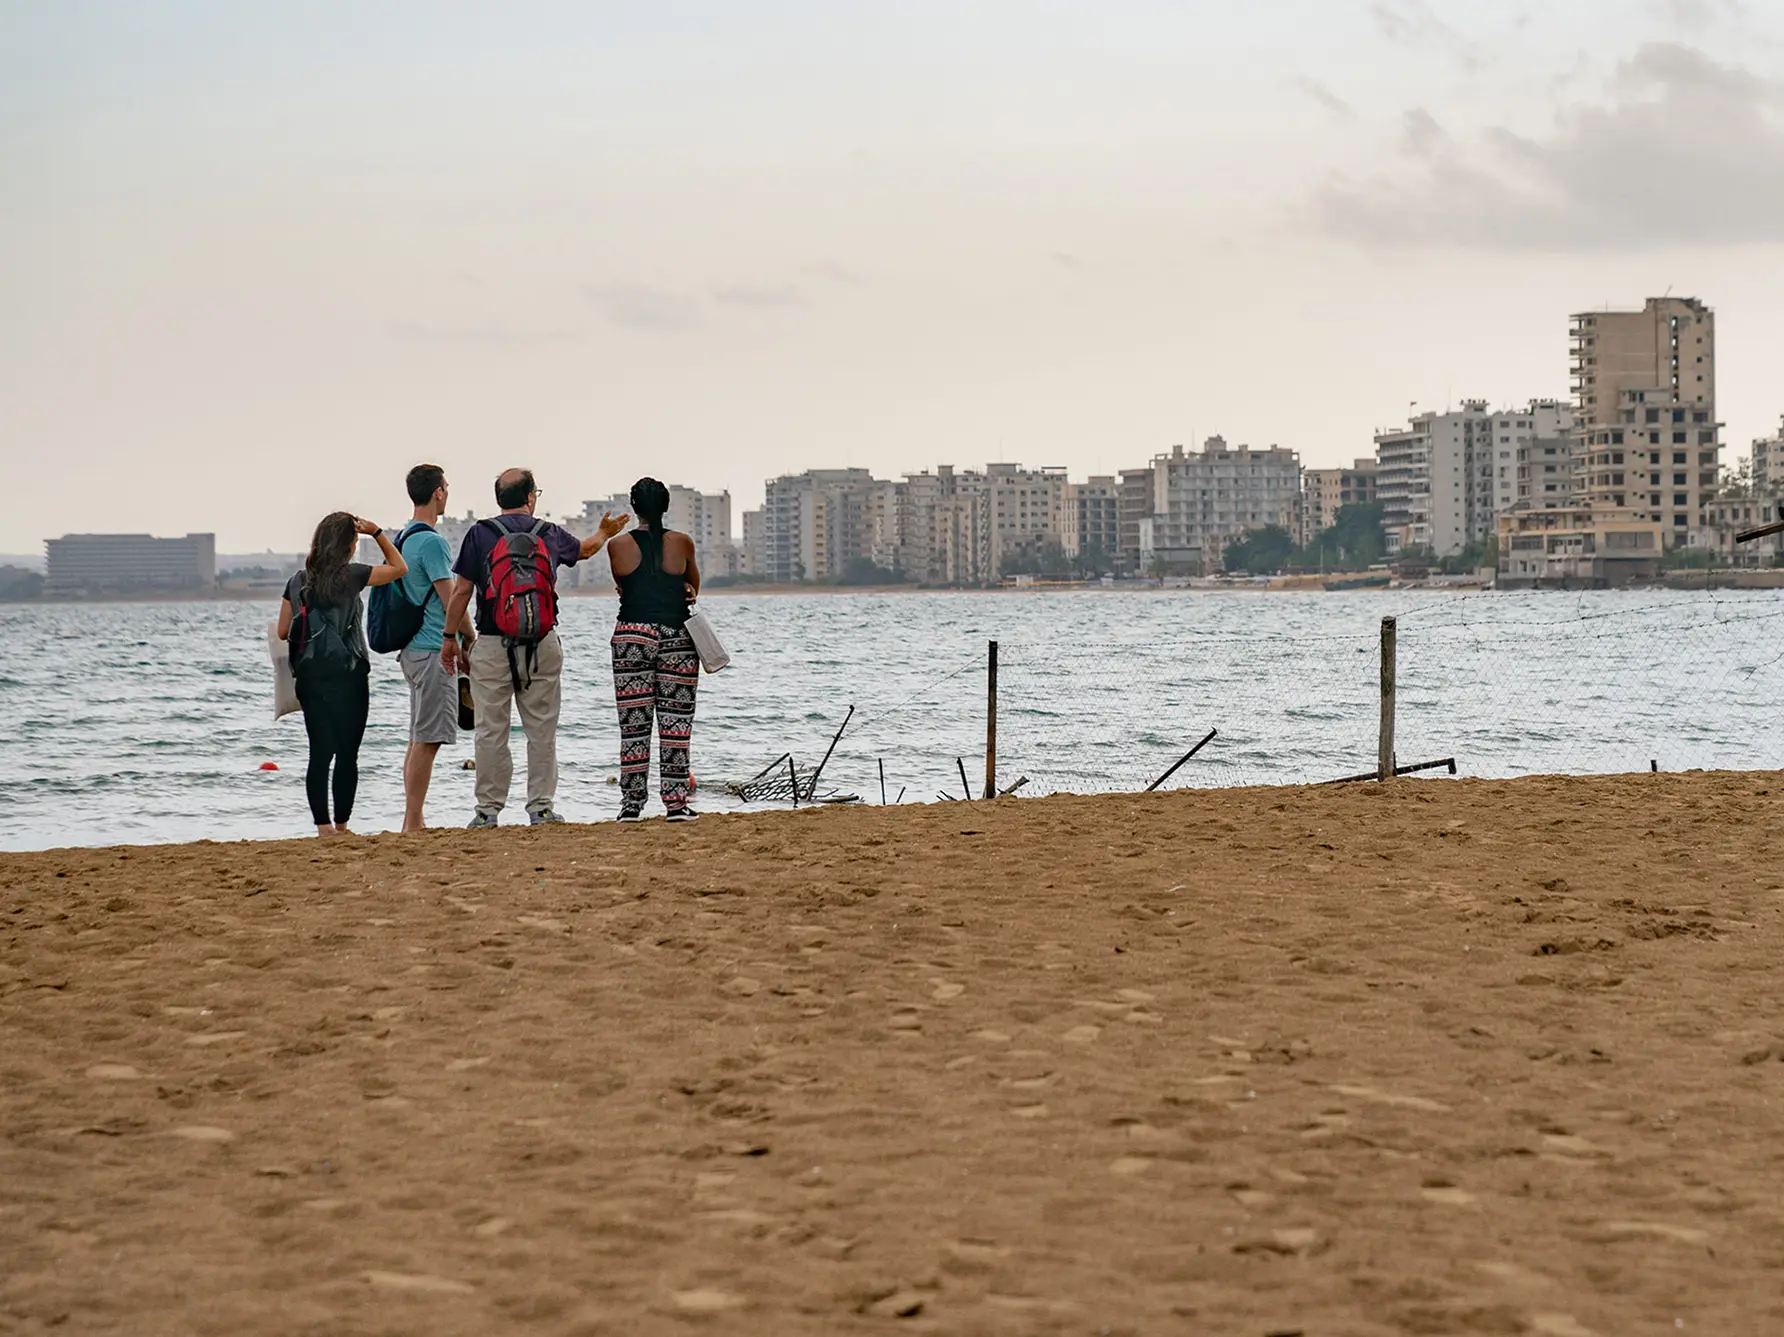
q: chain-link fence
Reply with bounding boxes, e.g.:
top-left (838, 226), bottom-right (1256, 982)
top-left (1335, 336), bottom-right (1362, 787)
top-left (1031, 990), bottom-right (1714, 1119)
top-left (751, 594), bottom-right (1784, 805)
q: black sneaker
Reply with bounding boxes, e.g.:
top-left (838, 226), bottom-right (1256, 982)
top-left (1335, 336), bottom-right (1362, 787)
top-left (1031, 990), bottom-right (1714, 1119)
top-left (665, 808), bottom-right (700, 823)
top-left (616, 808), bottom-right (644, 823)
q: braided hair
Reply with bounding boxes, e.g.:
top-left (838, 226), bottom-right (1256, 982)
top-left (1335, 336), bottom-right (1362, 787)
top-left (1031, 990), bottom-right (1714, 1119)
top-left (629, 477), bottom-right (670, 534)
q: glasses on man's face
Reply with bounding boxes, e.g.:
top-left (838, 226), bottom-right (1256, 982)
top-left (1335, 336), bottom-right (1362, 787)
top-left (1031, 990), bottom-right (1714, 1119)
top-left (530, 489), bottom-right (542, 501)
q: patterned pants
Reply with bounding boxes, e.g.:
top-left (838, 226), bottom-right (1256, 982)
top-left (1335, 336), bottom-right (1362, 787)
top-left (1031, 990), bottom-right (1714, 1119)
top-left (611, 622), bottom-right (699, 812)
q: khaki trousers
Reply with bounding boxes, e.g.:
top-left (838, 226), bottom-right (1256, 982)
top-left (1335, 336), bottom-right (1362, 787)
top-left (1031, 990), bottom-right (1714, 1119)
top-left (468, 631), bottom-right (563, 818)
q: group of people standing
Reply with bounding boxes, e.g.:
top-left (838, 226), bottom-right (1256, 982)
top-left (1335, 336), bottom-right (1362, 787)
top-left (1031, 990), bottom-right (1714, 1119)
top-left (276, 465), bottom-right (703, 836)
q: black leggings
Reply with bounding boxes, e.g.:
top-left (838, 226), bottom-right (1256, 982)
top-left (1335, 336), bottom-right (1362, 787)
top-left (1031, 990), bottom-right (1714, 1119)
top-left (296, 666), bottom-right (370, 826)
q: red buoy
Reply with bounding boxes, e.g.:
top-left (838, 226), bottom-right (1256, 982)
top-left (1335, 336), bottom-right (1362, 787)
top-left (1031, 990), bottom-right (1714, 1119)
top-left (259, 762), bottom-right (279, 771)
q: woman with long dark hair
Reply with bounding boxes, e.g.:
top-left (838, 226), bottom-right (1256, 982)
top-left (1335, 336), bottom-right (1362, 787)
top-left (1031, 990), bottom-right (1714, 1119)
top-left (276, 512), bottom-right (407, 836)
top-left (607, 478), bottom-right (701, 822)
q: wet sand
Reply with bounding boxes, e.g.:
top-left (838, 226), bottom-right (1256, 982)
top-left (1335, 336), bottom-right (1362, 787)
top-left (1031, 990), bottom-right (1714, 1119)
top-left (3, 773), bottom-right (1782, 1335)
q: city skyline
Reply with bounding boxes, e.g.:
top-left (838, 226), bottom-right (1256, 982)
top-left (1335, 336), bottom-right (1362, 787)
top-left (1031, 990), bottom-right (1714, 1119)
top-left (5, 3), bottom-right (1784, 552)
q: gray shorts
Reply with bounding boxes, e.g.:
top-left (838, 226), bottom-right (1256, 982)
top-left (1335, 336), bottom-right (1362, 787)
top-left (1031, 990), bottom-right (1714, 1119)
top-left (401, 647), bottom-right (458, 745)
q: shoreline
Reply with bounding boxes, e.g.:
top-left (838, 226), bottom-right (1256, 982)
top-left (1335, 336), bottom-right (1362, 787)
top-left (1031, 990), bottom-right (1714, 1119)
top-left (7, 573), bottom-right (1782, 605)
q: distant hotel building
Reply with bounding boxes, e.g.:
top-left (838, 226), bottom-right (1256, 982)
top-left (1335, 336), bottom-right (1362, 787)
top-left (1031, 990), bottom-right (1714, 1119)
top-left (1570, 296), bottom-right (1719, 547)
top-left (1135, 438), bottom-right (1301, 576)
top-left (45, 533), bottom-right (216, 596)
top-left (1374, 400), bottom-right (1570, 558)
top-left (1751, 414), bottom-right (1784, 495)
top-left (1061, 476), bottom-right (1119, 567)
top-left (1298, 459), bottom-right (1376, 545)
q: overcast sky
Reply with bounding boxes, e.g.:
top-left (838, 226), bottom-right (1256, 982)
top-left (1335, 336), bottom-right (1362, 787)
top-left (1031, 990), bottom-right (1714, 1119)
top-left (4, 0), bottom-right (1783, 552)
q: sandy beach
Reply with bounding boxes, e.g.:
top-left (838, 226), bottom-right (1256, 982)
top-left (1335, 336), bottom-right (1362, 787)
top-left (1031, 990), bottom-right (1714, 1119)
top-left (4, 773), bottom-right (1783, 1335)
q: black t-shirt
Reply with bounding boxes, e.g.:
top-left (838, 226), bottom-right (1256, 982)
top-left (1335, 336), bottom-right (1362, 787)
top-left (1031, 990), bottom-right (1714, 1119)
top-left (284, 563), bottom-right (373, 666)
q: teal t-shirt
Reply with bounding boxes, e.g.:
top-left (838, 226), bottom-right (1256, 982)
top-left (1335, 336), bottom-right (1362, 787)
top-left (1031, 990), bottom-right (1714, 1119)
top-left (397, 524), bottom-right (454, 651)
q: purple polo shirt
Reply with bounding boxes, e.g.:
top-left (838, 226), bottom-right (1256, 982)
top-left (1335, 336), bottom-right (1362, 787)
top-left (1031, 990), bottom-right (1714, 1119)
top-left (453, 514), bottom-right (584, 636)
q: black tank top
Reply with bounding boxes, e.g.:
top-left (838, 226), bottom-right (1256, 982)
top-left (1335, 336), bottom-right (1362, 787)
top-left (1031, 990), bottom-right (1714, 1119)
top-left (616, 529), bottom-right (690, 628)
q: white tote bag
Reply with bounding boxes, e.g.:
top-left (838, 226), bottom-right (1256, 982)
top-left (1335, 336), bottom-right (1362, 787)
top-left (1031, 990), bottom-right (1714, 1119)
top-left (268, 620), bottom-right (300, 719)
top-left (684, 608), bottom-right (731, 674)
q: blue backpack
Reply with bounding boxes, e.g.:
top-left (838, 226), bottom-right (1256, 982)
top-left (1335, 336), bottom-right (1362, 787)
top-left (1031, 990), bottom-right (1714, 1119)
top-left (366, 524), bottom-right (434, 654)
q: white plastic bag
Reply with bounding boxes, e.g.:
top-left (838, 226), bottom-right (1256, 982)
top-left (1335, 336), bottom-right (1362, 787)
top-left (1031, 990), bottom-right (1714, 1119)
top-left (684, 608), bottom-right (731, 674)
top-left (268, 620), bottom-right (300, 719)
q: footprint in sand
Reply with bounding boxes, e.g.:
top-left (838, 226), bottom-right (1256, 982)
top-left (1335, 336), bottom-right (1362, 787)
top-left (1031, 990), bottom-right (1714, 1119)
top-left (1117, 988), bottom-right (1154, 1003)
top-left (931, 981), bottom-right (965, 1001)
top-left (1596, 1221), bottom-right (1709, 1245)
top-left (1421, 1185), bottom-right (1477, 1207)
top-left (1109, 1156), bottom-right (1153, 1176)
top-left (1540, 1133), bottom-right (1609, 1160)
top-left (1328, 1083), bottom-right (1449, 1112)
top-left (971, 1029), bottom-right (1012, 1043)
top-left (185, 1031), bottom-right (248, 1047)
top-left (86, 1064), bottom-right (142, 1081)
top-left (1062, 1025), bottom-right (1101, 1045)
top-left (364, 1270), bottom-right (475, 1295)
top-left (671, 1289), bottom-right (743, 1313)
top-left (171, 1126), bottom-right (235, 1143)
top-left (1010, 1104), bottom-right (1048, 1120)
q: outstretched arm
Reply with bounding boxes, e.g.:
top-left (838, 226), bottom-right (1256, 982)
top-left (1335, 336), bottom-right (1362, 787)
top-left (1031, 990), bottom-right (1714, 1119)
top-left (577, 511), bottom-right (630, 560)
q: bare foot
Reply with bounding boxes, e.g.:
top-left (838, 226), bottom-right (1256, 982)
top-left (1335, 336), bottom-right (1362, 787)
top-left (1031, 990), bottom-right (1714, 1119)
top-left (315, 825), bottom-right (333, 839)
top-left (330, 825), bottom-right (358, 838)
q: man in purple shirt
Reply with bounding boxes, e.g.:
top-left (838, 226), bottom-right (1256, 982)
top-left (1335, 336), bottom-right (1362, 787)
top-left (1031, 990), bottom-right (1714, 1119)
top-left (442, 468), bottom-right (627, 827)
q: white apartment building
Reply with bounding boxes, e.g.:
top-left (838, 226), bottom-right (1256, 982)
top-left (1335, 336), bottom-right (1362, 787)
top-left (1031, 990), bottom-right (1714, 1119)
top-left (1375, 400), bottom-right (1563, 558)
top-left (1062, 476), bottom-right (1119, 564)
top-left (1491, 400), bottom-right (1575, 516)
top-left (740, 509), bottom-right (764, 576)
top-left (760, 469), bottom-right (876, 582)
top-left (983, 462), bottom-right (1066, 577)
top-left (1136, 437), bottom-right (1301, 575)
top-left (1571, 297), bottom-right (1719, 547)
top-left (1752, 415), bottom-right (1784, 494)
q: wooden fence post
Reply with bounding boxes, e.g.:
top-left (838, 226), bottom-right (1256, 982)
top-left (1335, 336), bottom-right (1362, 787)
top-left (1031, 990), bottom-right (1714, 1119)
top-left (1378, 616), bottom-right (1397, 782)
top-left (983, 640), bottom-right (999, 799)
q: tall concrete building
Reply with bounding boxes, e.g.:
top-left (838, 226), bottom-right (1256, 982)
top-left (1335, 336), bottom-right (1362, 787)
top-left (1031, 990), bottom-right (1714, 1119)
top-left (1570, 297), bottom-right (1719, 546)
top-left (1062, 477), bottom-right (1119, 565)
top-left (45, 533), bottom-right (216, 595)
top-left (982, 462), bottom-right (1066, 576)
top-left (760, 468), bottom-right (877, 582)
top-left (740, 509), bottom-right (764, 576)
top-left (1375, 401), bottom-right (1565, 558)
top-left (1491, 400), bottom-right (1576, 516)
top-left (1116, 468), bottom-right (1155, 577)
top-left (1136, 437), bottom-right (1301, 575)
top-left (1751, 415), bottom-right (1784, 494)
top-left (1299, 459), bottom-right (1377, 545)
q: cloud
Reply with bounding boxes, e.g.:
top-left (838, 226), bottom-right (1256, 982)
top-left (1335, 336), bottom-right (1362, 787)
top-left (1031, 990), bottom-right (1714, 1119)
top-left (1370, 0), bottom-right (1482, 71)
top-left (1656, 0), bottom-right (1746, 30)
top-left (388, 320), bottom-right (582, 348)
top-left (710, 281), bottom-right (806, 309)
top-left (1306, 43), bottom-right (1784, 249)
top-left (1293, 78), bottom-right (1356, 121)
top-left (580, 282), bottom-right (702, 332)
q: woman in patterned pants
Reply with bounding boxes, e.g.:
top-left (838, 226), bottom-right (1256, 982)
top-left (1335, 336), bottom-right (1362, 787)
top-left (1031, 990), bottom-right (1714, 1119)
top-left (606, 478), bottom-right (702, 821)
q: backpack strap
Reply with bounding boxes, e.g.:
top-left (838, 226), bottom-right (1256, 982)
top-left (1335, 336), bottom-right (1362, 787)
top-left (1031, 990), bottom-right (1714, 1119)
top-left (529, 519), bottom-right (550, 540)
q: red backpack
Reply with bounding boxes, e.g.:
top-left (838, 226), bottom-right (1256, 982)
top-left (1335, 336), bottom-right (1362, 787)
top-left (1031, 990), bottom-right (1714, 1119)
top-left (479, 518), bottom-right (557, 684)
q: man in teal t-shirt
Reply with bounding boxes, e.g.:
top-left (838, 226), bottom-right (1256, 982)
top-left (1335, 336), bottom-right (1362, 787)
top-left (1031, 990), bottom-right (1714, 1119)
top-left (398, 465), bottom-right (460, 830)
